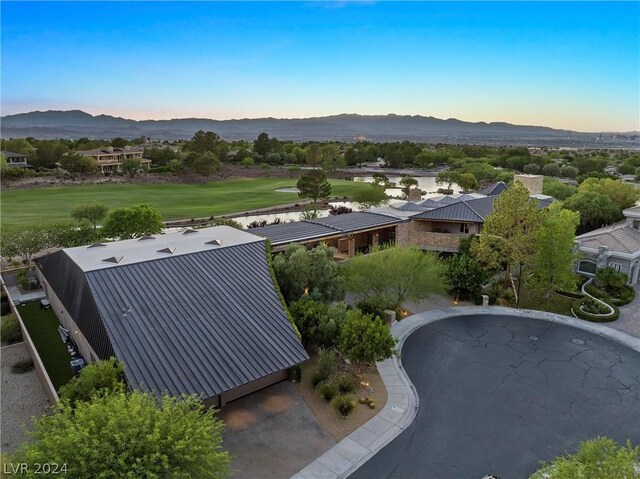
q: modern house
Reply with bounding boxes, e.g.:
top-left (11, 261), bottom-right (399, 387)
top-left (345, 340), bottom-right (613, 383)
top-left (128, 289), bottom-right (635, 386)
top-left (76, 146), bottom-right (152, 173)
top-left (575, 205), bottom-right (640, 284)
top-left (248, 182), bottom-right (553, 255)
top-left (34, 226), bottom-right (308, 407)
top-left (2, 150), bottom-right (31, 168)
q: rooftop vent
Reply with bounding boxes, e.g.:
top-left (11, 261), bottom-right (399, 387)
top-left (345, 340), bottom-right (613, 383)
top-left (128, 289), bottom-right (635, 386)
top-left (138, 235), bottom-right (156, 241)
top-left (183, 228), bottom-right (198, 235)
top-left (157, 247), bottom-right (176, 254)
top-left (205, 239), bottom-right (222, 246)
top-left (88, 243), bottom-right (107, 248)
top-left (102, 256), bottom-right (124, 264)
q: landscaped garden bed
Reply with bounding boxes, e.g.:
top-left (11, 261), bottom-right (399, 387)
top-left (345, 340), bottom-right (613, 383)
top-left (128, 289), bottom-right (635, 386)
top-left (18, 302), bottom-right (73, 390)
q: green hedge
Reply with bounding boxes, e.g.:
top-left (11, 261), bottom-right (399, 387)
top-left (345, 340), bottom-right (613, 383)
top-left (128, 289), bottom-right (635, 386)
top-left (586, 283), bottom-right (636, 306)
top-left (554, 289), bottom-right (584, 299)
top-left (571, 297), bottom-right (619, 322)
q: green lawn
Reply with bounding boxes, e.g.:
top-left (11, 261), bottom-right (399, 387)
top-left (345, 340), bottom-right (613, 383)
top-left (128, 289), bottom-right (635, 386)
top-left (519, 285), bottom-right (575, 317)
top-left (19, 302), bottom-right (73, 390)
top-left (1, 178), bottom-right (368, 227)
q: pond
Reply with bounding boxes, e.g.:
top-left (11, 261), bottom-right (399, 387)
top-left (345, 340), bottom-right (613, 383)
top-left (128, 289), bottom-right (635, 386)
top-left (353, 176), bottom-right (462, 199)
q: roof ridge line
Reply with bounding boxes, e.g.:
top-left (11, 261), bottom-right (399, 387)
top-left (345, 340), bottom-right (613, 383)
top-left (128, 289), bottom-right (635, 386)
top-left (460, 200), bottom-right (486, 222)
top-left (303, 219), bottom-right (343, 232)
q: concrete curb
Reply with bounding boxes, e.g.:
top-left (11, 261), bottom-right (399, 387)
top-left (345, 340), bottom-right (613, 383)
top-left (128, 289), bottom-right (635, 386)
top-left (290, 306), bottom-right (640, 479)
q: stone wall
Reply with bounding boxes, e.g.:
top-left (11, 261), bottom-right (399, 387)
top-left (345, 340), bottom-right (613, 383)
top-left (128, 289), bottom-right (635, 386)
top-left (514, 174), bottom-right (543, 195)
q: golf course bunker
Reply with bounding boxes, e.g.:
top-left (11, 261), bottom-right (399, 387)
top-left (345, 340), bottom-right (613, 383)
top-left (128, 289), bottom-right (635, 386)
top-left (350, 314), bottom-right (640, 479)
top-left (274, 187), bottom-right (299, 193)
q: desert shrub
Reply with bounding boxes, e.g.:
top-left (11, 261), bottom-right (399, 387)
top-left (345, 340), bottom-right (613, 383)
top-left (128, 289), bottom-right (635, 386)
top-left (332, 395), bottom-right (356, 418)
top-left (317, 382), bottom-right (339, 402)
top-left (16, 270), bottom-right (30, 290)
top-left (334, 374), bottom-right (357, 395)
top-left (1, 314), bottom-right (22, 345)
top-left (310, 371), bottom-right (325, 388)
top-left (328, 205), bottom-right (353, 216)
top-left (290, 299), bottom-right (348, 348)
top-left (355, 298), bottom-right (391, 321)
top-left (316, 348), bottom-right (337, 381)
top-left (338, 310), bottom-right (397, 370)
top-left (12, 358), bottom-right (34, 374)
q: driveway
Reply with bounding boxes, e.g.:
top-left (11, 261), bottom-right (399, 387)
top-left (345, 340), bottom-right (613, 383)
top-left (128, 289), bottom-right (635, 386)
top-left (350, 314), bottom-right (640, 479)
top-left (219, 381), bottom-right (335, 479)
top-left (604, 284), bottom-right (640, 338)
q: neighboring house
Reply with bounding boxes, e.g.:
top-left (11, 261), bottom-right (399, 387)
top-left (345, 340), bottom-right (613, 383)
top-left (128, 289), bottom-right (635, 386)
top-left (34, 226), bottom-right (308, 407)
top-left (575, 205), bottom-right (640, 284)
top-left (2, 150), bottom-right (31, 168)
top-left (76, 146), bottom-right (152, 173)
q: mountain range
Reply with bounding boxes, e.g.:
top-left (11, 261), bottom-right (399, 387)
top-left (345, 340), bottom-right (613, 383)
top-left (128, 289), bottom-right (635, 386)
top-left (2, 110), bottom-right (638, 147)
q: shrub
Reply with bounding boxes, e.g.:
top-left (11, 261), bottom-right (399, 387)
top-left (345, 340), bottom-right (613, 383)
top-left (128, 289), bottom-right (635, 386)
top-left (317, 382), bottom-right (338, 402)
top-left (310, 371), bottom-right (325, 388)
top-left (572, 298), bottom-right (619, 322)
top-left (12, 358), bottom-right (34, 374)
top-left (338, 310), bottom-right (397, 371)
top-left (16, 270), bottom-right (30, 290)
top-left (581, 298), bottom-right (610, 315)
top-left (334, 374), bottom-right (357, 395)
top-left (594, 267), bottom-right (628, 295)
top-left (332, 395), bottom-right (356, 418)
top-left (59, 358), bottom-right (126, 407)
top-left (355, 298), bottom-right (391, 321)
top-left (1, 314), bottom-right (22, 345)
top-left (317, 348), bottom-right (337, 381)
top-left (289, 365), bottom-right (301, 383)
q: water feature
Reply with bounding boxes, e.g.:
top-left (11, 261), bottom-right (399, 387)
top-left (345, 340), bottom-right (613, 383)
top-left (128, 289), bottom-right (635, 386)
top-left (353, 176), bottom-right (462, 199)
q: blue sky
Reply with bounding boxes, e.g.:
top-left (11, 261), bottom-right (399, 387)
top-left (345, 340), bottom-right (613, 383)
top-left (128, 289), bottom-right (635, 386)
top-left (1, 1), bottom-right (638, 131)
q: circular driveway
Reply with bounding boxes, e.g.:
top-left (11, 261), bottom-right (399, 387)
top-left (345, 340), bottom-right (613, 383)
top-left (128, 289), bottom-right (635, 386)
top-left (350, 314), bottom-right (640, 479)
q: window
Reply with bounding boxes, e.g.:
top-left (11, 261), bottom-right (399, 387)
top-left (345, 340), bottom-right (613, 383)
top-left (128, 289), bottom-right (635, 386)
top-left (459, 223), bottom-right (469, 234)
top-left (609, 262), bottom-right (623, 272)
top-left (578, 260), bottom-right (597, 275)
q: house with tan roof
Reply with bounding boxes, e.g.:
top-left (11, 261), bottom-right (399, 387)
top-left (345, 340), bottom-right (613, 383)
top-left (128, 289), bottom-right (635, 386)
top-left (575, 205), bottom-right (640, 284)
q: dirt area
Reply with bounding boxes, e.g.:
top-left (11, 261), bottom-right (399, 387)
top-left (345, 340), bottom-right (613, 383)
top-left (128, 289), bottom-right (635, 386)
top-left (1, 164), bottom-right (352, 190)
top-left (1, 343), bottom-right (51, 453)
top-left (294, 353), bottom-right (387, 443)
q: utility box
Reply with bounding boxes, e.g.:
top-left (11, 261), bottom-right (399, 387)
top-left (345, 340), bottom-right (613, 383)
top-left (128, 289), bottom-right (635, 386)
top-left (482, 295), bottom-right (490, 307)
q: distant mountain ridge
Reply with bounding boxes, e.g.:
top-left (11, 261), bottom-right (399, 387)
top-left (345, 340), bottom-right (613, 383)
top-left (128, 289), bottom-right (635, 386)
top-left (1, 110), bottom-right (637, 148)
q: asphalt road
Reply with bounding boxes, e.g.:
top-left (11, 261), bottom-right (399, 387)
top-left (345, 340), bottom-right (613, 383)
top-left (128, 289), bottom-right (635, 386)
top-left (350, 314), bottom-right (640, 479)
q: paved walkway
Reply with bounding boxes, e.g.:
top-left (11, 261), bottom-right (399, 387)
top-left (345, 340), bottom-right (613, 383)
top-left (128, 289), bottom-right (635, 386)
top-left (219, 381), bottom-right (335, 479)
top-left (291, 306), bottom-right (640, 479)
top-left (603, 284), bottom-right (640, 339)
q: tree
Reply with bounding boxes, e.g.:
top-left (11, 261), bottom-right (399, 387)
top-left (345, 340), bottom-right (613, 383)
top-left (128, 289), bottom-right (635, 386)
top-left (273, 243), bottom-right (345, 304)
top-left (473, 182), bottom-right (542, 286)
top-left (122, 158), bottom-right (141, 178)
top-left (253, 132), bottom-right (273, 158)
top-left (111, 137), bottom-right (127, 148)
top-left (399, 175), bottom-right (419, 197)
top-left (542, 178), bottom-right (576, 200)
top-left (338, 310), bottom-right (397, 371)
top-left (560, 165), bottom-right (579, 179)
top-left (59, 358), bottom-right (126, 407)
top-left (524, 163), bottom-right (541, 174)
top-left (288, 298), bottom-right (348, 348)
top-left (351, 185), bottom-right (388, 209)
top-left (9, 390), bottom-right (230, 479)
top-left (71, 202), bottom-right (108, 230)
top-left (563, 190), bottom-right (620, 234)
top-left (102, 204), bottom-right (164, 240)
top-left (241, 157), bottom-right (254, 168)
top-left (443, 253), bottom-right (489, 301)
top-left (530, 203), bottom-right (580, 297)
top-left (296, 169), bottom-right (331, 203)
top-left (542, 163), bottom-right (561, 177)
top-left (371, 172), bottom-right (389, 186)
top-left (186, 130), bottom-right (221, 154)
top-left (530, 437), bottom-right (639, 479)
top-left (342, 246), bottom-right (445, 312)
top-left (456, 172), bottom-right (478, 191)
top-left (0, 225), bottom-right (52, 265)
top-left (577, 177), bottom-right (639, 212)
top-left (192, 151), bottom-right (220, 177)
top-left (435, 170), bottom-right (460, 190)
top-left (60, 152), bottom-right (99, 174)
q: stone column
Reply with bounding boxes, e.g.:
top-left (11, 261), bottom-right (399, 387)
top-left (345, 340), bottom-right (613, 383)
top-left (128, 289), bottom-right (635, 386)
top-left (347, 236), bottom-right (356, 257)
top-left (372, 232), bottom-right (380, 247)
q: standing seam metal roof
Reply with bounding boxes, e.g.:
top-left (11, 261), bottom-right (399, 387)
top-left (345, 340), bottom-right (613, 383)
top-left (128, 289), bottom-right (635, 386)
top-left (39, 239), bottom-right (308, 399)
top-left (307, 211), bottom-right (402, 233)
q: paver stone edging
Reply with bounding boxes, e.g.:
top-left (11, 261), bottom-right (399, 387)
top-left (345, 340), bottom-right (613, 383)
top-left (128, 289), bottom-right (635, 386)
top-left (290, 306), bottom-right (640, 479)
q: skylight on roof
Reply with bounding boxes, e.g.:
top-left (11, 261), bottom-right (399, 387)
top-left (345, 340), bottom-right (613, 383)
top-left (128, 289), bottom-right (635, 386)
top-left (157, 247), bottom-right (176, 254)
top-left (102, 256), bottom-right (124, 264)
top-left (88, 243), bottom-right (107, 248)
top-left (205, 239), bottom-right (222, 246)
top-left (138, 235), bottom-right (156, 241)
top-left (183, 228), bottom-right (198, 234)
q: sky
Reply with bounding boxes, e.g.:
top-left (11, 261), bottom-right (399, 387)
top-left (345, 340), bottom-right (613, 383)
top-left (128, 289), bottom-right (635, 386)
top-left (1, 1), bottom-right (638, 132)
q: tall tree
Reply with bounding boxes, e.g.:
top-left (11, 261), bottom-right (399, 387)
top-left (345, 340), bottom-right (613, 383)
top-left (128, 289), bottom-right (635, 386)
top-left (435, 170), bottom-right (460, 190)
top-left (71, 202), bottom-right (108, 230)
top-left (351, 185), bottom-right (388, 209)
top-left (399, 175), bottom-right (419, 198)
top-left (563, 190), bottom-right (620, 234)
top-left (342, 246), bottom-right (445, 312)
top-left (192, 151), bottom-right (220, 177)
top-left (473, 182), bottom-right (542, 286)
top-left (531, 202), bottom-right (580, 297)
top-left (187, 130), bottom-right (221, 154)
top-left (273, 243), bottom-right (345, 304)
top-left (338, 310), bottom-right (397, 371)
top-left (577, 178), bottom-right (639, 212)
top-left (122, 158), bottom-right (141, 178)
top-left (9, 390), bottom-right (230, 479)
top-left (296, 169), bottom-right (331, 203)
top-left (102, 205), bottom-right (164, 240)
top-left (253, 132), bottom-right (273, 158)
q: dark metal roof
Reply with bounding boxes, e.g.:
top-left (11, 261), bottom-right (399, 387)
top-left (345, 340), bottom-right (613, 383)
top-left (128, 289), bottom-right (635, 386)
top-left (247, 221), bottom-right (339, 245)
top-left (309, 212), bottom-right (401, 233)
top-left (479, 182), bottom-right (508, 196)
top-left (391, 201), bottom-right (428, 212)
top-left (412, 196), bottom-right (498, 223)
top-left (38, 241), bottom-right (308, 400)
top-left (35, 250), bottom-right (115, 359)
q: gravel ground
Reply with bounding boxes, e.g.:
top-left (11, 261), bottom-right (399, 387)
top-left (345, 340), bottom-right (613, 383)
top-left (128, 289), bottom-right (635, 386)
top-left (1, 343), bottom-right (51, 453)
